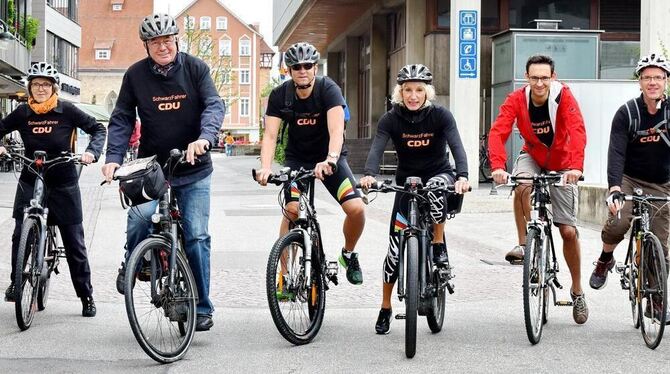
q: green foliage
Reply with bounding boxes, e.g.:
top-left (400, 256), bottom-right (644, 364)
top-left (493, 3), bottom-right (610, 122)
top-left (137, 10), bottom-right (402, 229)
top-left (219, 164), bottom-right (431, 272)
top-left (659, 40), bottom-right (670, 97)
top-left (23, 16), bottom-right (39, 49)
top-left (6, 0), bottom-right (39, 49)
top-left (274, 127), bottom-right (287, 164)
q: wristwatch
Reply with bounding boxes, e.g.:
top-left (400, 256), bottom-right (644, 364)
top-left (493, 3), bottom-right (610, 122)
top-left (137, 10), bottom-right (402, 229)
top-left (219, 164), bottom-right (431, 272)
top-left (327, 152), bottom-right (339, 160)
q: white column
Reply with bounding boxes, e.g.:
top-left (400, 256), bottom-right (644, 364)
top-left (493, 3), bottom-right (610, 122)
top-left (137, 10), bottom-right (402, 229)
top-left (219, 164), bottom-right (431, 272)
top-left (449, 0), bottom-right (481, 188)
top-left (640, 0), bottom-right (670, 56)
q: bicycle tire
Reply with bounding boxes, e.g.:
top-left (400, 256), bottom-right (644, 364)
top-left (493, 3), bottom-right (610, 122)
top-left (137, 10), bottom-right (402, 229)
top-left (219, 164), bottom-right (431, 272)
top-left (628, 240), bottom-right (640, 329)
top-left (266, 231), bottom-right (326, 345)
top-left (37, 228), bottom-right (56, 311)
top-left (14, 217), bottom-right (41, 331)
top-left (405, 236), bottom-right (419, 358)
top-left (523, 227), bottom-right (545, 344)
top-left (125, 237), bottom-right (197, 363)
top-left (426, 257), bottom-right (446, 333)
top-left (638, 233), bottom-right (667, 349)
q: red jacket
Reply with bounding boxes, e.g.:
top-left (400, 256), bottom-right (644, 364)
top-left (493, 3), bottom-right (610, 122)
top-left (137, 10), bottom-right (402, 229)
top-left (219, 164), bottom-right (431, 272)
top-left (488, 81), bottom-right (586, 172)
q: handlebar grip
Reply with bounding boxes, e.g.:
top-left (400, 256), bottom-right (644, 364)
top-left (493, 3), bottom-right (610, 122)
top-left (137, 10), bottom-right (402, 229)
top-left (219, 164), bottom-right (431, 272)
top-left (251, 168), bottom-right (257, 181)
top-left (327, 161), bottom-right (338, 173)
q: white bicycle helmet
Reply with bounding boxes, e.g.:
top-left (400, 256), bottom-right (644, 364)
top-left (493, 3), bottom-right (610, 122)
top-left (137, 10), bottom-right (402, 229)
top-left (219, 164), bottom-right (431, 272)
top-left (635, 53), bottom-right (670, 77)
top-left (139, 13), bottom-right (179, 41)
top-left (27, 62), bottom-right (59, 85)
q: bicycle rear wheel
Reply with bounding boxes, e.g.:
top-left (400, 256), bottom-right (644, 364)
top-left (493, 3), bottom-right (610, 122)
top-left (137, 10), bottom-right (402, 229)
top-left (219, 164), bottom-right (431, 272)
top-left (266, 231), bottom-right (326, 345)
top-left (37, 227), bottom-right (56, 311)
top-left (125, 237), bottom-right (197, 363)
top-left (15, 217), bottom-right (41, 331)
top-left (638, 233), bottom-right (667, 349)
top-left (426, 258), bottom-right (446, 333)
top-left (523, 227), bottom-right (546, 344)
top-left (405, 236), bottom-right (419, 358)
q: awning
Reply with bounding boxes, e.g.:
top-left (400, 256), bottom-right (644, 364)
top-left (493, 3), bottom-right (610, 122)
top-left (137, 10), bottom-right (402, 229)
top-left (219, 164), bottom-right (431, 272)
top-left (94, 39), bottom-right (115, 50)
top-left (0, 73), bottom-right (27, 97)
top-left (73, 103), bottom-right (110, 123)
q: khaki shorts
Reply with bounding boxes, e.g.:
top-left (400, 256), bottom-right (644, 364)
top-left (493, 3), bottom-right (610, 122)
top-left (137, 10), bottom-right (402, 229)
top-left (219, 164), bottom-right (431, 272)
top-left (512, 152), bottom-right (578, 227)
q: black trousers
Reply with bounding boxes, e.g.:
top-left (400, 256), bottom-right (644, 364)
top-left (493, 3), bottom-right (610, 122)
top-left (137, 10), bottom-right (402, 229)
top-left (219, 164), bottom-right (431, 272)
top-left (10, 220), bottom-right (93, 298)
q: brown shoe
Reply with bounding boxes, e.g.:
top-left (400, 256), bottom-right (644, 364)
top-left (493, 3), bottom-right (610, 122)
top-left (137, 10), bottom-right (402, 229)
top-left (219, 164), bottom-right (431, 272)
top-left (505, 245), bottom-right (524, 264)
top-left (571, 291), bottom-right (589, 325)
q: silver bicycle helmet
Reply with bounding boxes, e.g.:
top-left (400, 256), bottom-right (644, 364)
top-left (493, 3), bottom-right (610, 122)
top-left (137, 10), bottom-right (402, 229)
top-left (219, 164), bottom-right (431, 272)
top-left (139, 13), bottom-right (179, 41)
top-left (284, 42), bottom-right (320, 67)
top-left (635, 53), bottom-right (670, 77)
top-left (27, 62), bottom-right (59, 85)
top-left (397, 64), bottom-right (433, 84)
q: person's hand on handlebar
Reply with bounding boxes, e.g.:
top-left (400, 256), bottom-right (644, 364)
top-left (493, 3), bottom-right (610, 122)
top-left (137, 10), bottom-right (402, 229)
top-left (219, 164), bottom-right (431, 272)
top-left (255, 167), bottom-right (272, 186)
top-left (606, 187), bottom-right (625, 215)
top-left (563, 169), bottom-right (582, 185)
top-left (314, 159), bottom-right (335, 181)
top-left (80, 151), bottom-right (95, 165)
top-left (358, 175), bottom-right (377, 190)
top-left (101, 162), bottom-right (120, 184)
top-left (186, 139), bottom-right (210, 165)
top-left (491, 168), bottom-right (509, 185)
top-left (454, 177), bottom-right (470, 194)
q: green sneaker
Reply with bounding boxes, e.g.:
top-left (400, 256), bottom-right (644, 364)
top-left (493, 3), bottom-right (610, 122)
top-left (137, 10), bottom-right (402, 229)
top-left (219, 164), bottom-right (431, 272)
top-left (339, 250), bottom-right (363, 285)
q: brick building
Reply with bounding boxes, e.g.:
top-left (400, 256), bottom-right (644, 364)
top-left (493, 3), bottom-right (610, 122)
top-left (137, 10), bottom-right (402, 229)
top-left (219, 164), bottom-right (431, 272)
top-left (176, 0), bottom-right (274, 143)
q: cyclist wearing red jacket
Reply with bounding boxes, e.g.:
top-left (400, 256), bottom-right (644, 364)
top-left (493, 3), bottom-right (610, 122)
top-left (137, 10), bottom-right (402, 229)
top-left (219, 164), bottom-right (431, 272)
top-left (488, 54), bottom-right (588, 324)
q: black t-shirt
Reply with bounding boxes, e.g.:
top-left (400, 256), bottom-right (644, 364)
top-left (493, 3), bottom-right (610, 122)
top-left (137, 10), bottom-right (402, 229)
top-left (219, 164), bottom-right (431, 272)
top-left (266, 77), bottom-right (347, 163)
top-left (529, 99), bottom-right (554, 147)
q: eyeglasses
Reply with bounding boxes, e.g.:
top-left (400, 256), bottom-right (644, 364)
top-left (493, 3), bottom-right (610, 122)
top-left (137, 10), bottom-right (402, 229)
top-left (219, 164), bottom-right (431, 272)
top-left (291, 63), bottom-right (314, 71)
top-left (30, 82), bottom-right (53, 90)
top-left (528, 76), bottom-right (552, 84)
top-left (148, 37), bottom-right (176, 49)
top-left (640, 75), bottom-right (667, 83)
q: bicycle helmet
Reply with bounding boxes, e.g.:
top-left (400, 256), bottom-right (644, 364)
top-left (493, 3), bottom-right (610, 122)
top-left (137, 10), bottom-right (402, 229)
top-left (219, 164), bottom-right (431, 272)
top-left (397, 64), bottom-right (433, 84)
top-left (635, 53), bottom-right (670, 77)
top-left (284, 42), bottom-right (320, 67)
top-left (27, 62), bottom-right (59, 85)
top-left (139, 13), bottom-right (179, 41)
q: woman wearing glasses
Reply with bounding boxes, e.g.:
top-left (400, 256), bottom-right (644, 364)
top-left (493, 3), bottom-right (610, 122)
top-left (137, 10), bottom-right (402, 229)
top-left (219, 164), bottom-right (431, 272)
top-left (0, 62), bottom-right (106, 317)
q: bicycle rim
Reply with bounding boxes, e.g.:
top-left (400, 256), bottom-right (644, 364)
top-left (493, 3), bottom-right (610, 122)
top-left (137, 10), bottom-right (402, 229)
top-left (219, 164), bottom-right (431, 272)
top-left (15, 217), bottom-right (40, 331)
top-left (405, 236), bottom-right (419, 358)
top-left (638, 234), bottom-right (667, 349)
top-left (125, 238), bottom-right (197, 363)
top-left (523, 228), bottom-right (545, 344)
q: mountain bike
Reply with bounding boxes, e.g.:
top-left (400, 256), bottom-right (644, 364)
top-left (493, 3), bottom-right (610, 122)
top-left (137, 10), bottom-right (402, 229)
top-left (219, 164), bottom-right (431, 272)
top-left (359, 178), bottom-right (465, 358)
top-left (114, 150), bottom-right (198, 363)
top-left (2, 151), bottom-right (82, 331)
top-left (252, 166), bottom-right (340, 345)
top-left (507, 173), bottom-right (582, 344)
top-left (614, 189), bottom-right (669, 349)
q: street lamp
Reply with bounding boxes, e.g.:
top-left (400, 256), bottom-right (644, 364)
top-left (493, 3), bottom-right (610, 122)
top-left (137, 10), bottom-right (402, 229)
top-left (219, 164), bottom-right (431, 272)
top-left (0, 20), bottom-right (14, 50)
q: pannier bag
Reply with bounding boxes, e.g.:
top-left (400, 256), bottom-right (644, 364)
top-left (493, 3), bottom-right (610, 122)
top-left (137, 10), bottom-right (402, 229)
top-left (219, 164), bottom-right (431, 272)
top-left (116, 155), bottom-right (168, 206)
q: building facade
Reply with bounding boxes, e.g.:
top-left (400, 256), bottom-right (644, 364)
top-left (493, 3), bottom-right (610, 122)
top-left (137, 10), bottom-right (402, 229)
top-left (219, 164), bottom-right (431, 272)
top-left (177, 0), bottom-right (273, 144)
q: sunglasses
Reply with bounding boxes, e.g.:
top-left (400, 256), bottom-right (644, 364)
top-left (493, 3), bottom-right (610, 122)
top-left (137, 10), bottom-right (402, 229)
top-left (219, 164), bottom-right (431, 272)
top-left (291, 63), bottom-right (314, 71)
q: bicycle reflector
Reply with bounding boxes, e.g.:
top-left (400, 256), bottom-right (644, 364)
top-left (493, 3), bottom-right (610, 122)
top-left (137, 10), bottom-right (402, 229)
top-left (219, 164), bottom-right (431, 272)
top-left (35, 158), bottom-right (43, 168)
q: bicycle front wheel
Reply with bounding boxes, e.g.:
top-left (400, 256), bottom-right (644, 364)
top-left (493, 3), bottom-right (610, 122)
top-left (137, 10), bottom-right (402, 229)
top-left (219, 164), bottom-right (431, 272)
top-left (523, 227), bottom-right (546, 344)
top-left (125, 237), bottom-right (198, 363)
top-left (15, 217), bottom-right (41, 331)
top-left (638, 233), bottom-right (667, 349)
top-left (405, 236), bottom-right (419, 358)
top-left (266, 231), bottom-right (326, 345)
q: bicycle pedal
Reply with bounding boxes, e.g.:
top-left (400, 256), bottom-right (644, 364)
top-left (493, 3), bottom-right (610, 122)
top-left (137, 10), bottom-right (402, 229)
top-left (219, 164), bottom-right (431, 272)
top-left (446, 282), bottom-right (455, 294)
top-left (395, 313), bottom-right (406, 320)
top-left (615, 263), bottom-right (626, 274)
top-left (54, 267), bottom-right (60, 275)
top-left (555, 300), bottom-right (573, 306)
top-left (330, 275), bottom-right (338, 286)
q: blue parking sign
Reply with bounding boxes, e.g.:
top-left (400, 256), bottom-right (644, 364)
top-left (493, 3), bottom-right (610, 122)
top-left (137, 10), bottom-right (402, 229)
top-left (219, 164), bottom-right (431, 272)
top-left (458, 10), bottom-right (478, 78)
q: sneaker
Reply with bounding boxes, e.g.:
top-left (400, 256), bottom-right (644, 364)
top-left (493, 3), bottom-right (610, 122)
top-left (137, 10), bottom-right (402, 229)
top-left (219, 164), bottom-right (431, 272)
top-left (375, 308), bottom-right (392, 334)
top-left (4, 283), bottom-right (15, 302)
top-left (505, 245), bottom-right (524, 264)
top-left (116, 262), bottom-right (126, 295)
top-left (432, 243), bottom-right (448, 266)
top-left (589, 257), bottom-right (616, 290)
top-left (338, 250), bottom-right (363, 285)
top-left (81, 296), bottom-right (96, 317)
top-left (571, 291), bottom-right (589, 324)
top-left (644, 300), bottom-right (670, 325)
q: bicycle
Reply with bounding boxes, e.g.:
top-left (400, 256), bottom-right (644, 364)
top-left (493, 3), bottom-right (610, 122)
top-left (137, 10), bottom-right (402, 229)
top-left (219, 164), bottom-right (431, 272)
top-left (359, 178), bottom-right (464, 358)
top-left (506, 173), bottom-right (582, 344)
top-left (614, 189), bottom-right (669, 349)
top-left (252, 166), bottom-right (340, 345)
top-left (114, 149), bottom-right (198, 363)
top-left (2, 151), bottom-right (82, 331)
top-left (479, 134), bottom-right (492, 183)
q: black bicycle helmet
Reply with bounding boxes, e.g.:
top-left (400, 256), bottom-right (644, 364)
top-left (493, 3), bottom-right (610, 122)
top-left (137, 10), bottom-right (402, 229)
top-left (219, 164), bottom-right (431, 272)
top-left (27, 62), bottom-right (59, 85)
top-left (139, 13), bottom-right (179, 41)
top-left (635, 53), bottom-right (670, 77)
top-left (397, 64), bottom-right (433, 84)
top-left (284, 42), bottom-right (320, 67)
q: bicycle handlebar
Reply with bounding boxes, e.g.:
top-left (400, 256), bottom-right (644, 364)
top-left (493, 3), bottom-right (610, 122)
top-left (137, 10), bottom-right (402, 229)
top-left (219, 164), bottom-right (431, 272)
top-left (356, 180), bottom-right (471, 194)
top-left (2, 151), bottom-right (83, 168)
top-left (251, 162), bottom-right (338, 186)
top-left (503, 173), bottom-right (584, 187)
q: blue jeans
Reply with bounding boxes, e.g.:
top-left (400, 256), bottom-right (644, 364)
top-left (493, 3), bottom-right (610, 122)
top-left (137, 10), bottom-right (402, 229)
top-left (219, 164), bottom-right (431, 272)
top-left (224, 144), bottom-right (233, 156)
top-left (126, 174), bottom-right (214, 316)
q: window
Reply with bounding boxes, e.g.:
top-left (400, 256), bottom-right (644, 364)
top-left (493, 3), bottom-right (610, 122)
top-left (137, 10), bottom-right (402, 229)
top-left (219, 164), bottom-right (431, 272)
top-left (219, 38), bottom-right (231, 56)
top-left (224, 99), bottom-right (231, 116)
top-left (509, 0), bottom-right (590, 30)
top-left (112, 4), bottom-right (122, 11)
top-left (239, 69), bottom-right (250, 84)
top-left (240, 98), bottom-right (250, 117)
top-left (95, 49), bottom-right (111, 60)
top-left (216, 16), bottom-right (228, 30)
top-left (239, 37), bottom-right (251, 56)
top-left (199, 36), bottom-right (212, 56)
top-left (47, 0), bottom-right (78, 22)
top-left (200, 16), bottom-right (211, 30)
top-left (46, 32), bottom-right (78, 78)
top-left (222, 71), bottom-right (231, 84)
top-left (184, 16), bottom-right (195, 30)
